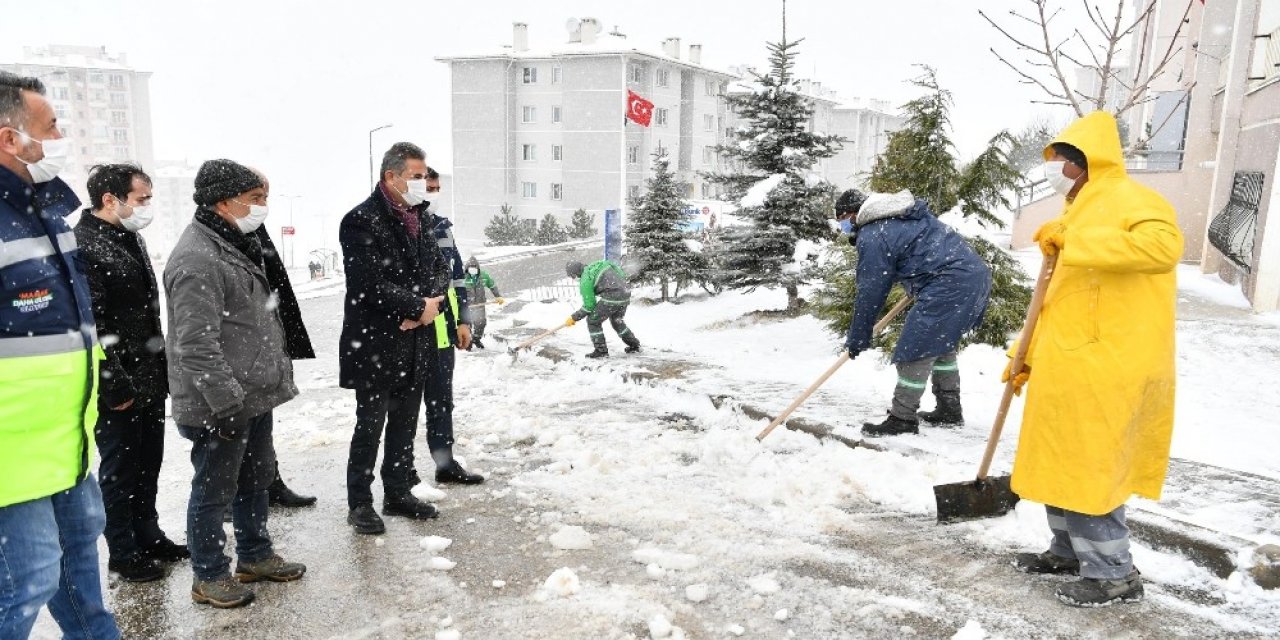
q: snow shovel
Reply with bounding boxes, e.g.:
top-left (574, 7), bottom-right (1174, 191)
top-left (933, 254), bottom-right (1057, 524)
top-left (755, 295), bottom-right (914, 442)
top-left (507, 324), bottom-right (568, 361)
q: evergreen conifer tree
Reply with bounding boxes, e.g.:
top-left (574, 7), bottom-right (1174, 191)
top-left (569, 208), bottom-right (597, 239)
top-left (535, 213), bottom-right (569, 245)
top-left (626, 151), bottom-right (706, 301)
top-left (703, 38), bottom-right (843, 310)
top-left (811, 68), bottom-right (1031, 352)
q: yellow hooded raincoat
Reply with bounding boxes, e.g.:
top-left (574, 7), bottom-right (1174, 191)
top-left (1011, 111), bottom-right (1184, 516)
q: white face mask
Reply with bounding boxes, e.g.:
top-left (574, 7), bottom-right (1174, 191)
top-left (118, 203), bottom-right (154, 232)
top-left (13, 130), bottom-right (71, 183)
top-left (467, 268), bottom-right (479, 275)
top-left (231, 201), bottom-right (269, 234)
top-left (1044, 160), bottom-right (1080, 196)
top-left (402, 178), bottom-right (429, 206)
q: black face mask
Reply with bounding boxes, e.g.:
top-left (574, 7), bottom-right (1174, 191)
top-left (846, 229), bottom-right (859, 247)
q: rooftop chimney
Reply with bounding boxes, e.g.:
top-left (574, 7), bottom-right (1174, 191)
top-left (688, 44), bottom-right (702, 65)
top-left (580, 17), bottom-right (601, 45)
top-left (662, 37), bottom-right (682, 59)
top-left (513, 22), bottom-right (529, 53)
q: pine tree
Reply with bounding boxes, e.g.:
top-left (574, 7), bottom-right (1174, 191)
top-left (569, 208), bottom-right (597, 239)
top-left (811, 67), bottom-right (1031, 352)
top-left (484, 203), bottom-right (531, 246)
top-left (703, 38), bottom-right (843, 310)
top-left (535, 213), bottom-right (569, 245)
top-left (626, 151), bottom-right (707, 301)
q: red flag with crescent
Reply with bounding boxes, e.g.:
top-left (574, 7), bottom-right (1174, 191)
top-left (626, 89), bottom-right (654, 127)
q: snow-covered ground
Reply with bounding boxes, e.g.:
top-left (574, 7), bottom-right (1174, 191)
top-left (34, 251), bottom-right (1280, 639)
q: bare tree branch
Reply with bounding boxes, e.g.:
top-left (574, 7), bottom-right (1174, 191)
top-left (1117, 0), bottom-right (1196, 115)
top-left (1131, 82), bottom-right (1195, 149)
top-left (990, 48), bottom-right (1071, 99)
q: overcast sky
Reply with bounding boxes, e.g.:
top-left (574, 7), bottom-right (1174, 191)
top-left (5, 0), bottom-right (1071, 244)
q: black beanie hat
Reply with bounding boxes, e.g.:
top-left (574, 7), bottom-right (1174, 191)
top-left (1050, 143), bottom-right (1088, 171)
top-left (193, 159), bottom-right (264, 206)
top-left (566, 261), bottom-right (584, 278)
top-left (835, 189), bottom-right (867, 216)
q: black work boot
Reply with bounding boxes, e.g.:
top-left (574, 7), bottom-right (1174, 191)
top-left (861, 413), bottom-right (920, 437)
top-left (269, 473), bottom-right (317, 508)
top-left (347, 504), bottom-right (386, 535)
top-left (142, 538), bottom-right (190, 563)
top-left (1013, 549), bottom-right (1080, 575)
top-left (918, 394), bottom-right (964, 427)
top-left (585, 347), bottom-right (609, 359)
top-left (108, 553), bottom-right (166, 583)
top-left (436, 461), bottom-right (485, 485)
top-left (383, 494), bottom-right (439, 520)
top-left (192, 576), bottom-right (254, 609)
top-left (1056, 570), bottom-right (1143, 607)
top-left (624, 343), bottom-right (642, 354)
top-left (473, 337), bottom-right (485, 349)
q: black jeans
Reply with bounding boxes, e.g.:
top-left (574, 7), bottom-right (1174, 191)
top-left (347, 381), bottom-right (425, 508)
top-left (179, 412), bottom-right (276, 581)
top-left (424, 348), bottom-right (455, 456)
top-left (96, 400), bottom-right (167, 560)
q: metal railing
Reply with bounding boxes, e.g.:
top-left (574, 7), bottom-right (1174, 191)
top-left (1208, 171), bottom-right (1264, 273)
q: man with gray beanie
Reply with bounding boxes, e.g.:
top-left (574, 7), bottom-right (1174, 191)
top-left (164, 158), bottom-right (306, 609)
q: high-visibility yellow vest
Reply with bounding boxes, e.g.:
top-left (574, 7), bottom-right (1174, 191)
top-left (433, 288), bottom-right (461, 349)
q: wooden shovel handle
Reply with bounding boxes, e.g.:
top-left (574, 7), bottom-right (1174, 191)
top-left (514, 323), bottom-right (567, 351)
top-left (976, 254), bottom-right (1058, 480)
top-left (755, 295), bottom-right (913, 441)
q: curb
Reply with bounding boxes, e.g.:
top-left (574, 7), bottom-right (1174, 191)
top-left (503, 333), bottom-right (1261, 583)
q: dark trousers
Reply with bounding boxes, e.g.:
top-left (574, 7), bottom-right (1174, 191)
top-left (347, 381), bottom-right (425, 508)
top-left (95, 401), bottom-right (167, 560)
top-left (587, 300), bottom-right (639, 351)
top-left (179, 412), bottom-right (276, 582)
top-left (424, 348), bottom-right (455, 458)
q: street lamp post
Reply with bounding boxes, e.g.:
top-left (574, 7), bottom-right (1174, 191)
top-left (368, 124), bottom-right (392, 189)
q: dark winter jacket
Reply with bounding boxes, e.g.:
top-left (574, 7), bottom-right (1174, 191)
top-left (73, 212), bottom-right (168, 409)
top-left (846, 191), bottom-right (992, 363)
top-left (338, 189), bottom-right (451, 390)
top-left (255, 227), bottom-right (315, 360)
top-left (164, 211), bottom-right (298, 428)
top-left (571, 260), bottom-right (630, 321)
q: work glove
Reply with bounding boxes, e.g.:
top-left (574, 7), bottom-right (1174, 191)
top-left (1001, 361), bottom-right (1031, 396)
top-left (565, 317), bottom-right (576, 327)
top-left (495, 297), bottom-right (505, 305)
top-left (1034, 220), bottom-right (1066, 257)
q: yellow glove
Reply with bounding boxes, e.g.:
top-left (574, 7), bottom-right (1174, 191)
top-left (495, 297), bottom-right (505, 305)
top-left (1001, 361), bottom-right (1031, 396)
top-left (565, 317), bottom-right (576, 327)
top-left (1034, 220), bottom-right (1066, 257)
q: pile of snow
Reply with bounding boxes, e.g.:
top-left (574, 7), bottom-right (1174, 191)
top-left (747, 573), bottom-right (781, 595)
top-left (427, 557), bottom-right (456, 571)
top-left (684, 583), bottom-right (709, 603)
top-left (541, 567), bottom-right (581, 598)
top-left (548, 525), bottom-right (594, 550)
top-left (419, 535), bottom-right (453, 553)
top-left (952, 619), bottom-right (987, 640)
top-left (632, 548), bottom-right (699, 571)
top-left (411, 484), bottom-right (447, 502)
top-left (740, 174), bottom-right (786, 208)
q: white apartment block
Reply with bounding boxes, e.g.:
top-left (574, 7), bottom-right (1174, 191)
top-left (1, 45), bottom-right (156, 206)
top-left (437, 18), bottom-right (738, 240)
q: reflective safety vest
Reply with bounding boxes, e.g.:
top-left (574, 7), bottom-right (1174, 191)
top-left (432, 288), bottom-right (461, 349)
top-left (0, 172), bottom-right (101, 507)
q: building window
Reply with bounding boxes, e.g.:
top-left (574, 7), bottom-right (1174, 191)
top-left (52, 87), bottom-right (69, 100)
top-left (701, 183), bottom-right (713, 199)
top-left (703, 114), bottom-right (715, 131)
top-left (552, 106), bottom-right (562, 123)
top-left (628, 185), bottom-right (641, 200)
top-left (553, 145), bottom-right (563, 161)
top-left (655, 108), bottom-right (669, 127)
top-left (551, 183), bottom-right (563, 201)
top-left (702, 147), bottom-right (714, 165)
top-left (627, 145), bottom-right (640, 164)
top-left (725, 127), bottom-right (735, 139)
top-left (92, 90), bottom-right (104, 103)
top-left (522, 144), bottom-right (537, 161)
top-left (110, 92), bottom-right (127, 107)
top-left (522, 106), bottom-right (536, 123)
top-left (629, 64), bottom-right (644, 83)
top-left (89, 73), bottom-right (103, 84)
top-left (108, 74), bottom-right (125, 89)
top-left (110, 111), bottom-right (127, 125)
top-left (656, 69), bottom-right (670, 87)
top-left (522, 67), bottom-right (537, 84)
top-left (552, 66), bottom-right (562, 84)
top-left (521, 182), bottom-right (537, 199)
top-left (113, 146), bottom-right (129, 160)
top-left (112, 129), bottom-right (129, 143)
top-left (705, 79), bottom-right (718, 96)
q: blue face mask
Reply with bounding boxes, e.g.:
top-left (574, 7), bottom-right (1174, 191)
top-left (838, 218), bottom-right (854, 234)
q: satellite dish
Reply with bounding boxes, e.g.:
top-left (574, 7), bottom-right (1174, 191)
top-left (565, 17), bottom-right (581, 34)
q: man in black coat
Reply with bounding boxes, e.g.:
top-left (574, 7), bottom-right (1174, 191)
top-left (339, 142), bottom-right (450, 535)
top-left (74, 164), bottom-right (187, 583)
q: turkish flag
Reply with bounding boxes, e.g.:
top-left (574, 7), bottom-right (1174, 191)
top-left (626, 89), bottom-right (654, 127)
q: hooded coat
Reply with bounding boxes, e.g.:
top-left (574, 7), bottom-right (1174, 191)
top-left (846, 191), bottom-right (992, 363)
top-left (1011, 111), bottom-right (1184, 516)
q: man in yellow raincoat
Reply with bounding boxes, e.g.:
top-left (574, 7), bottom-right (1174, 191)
top-left (1004, 111), bottom-right (1183, 607)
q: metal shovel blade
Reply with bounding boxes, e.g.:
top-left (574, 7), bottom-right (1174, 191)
top-left (933, 475), bottom-right (1019, 524)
